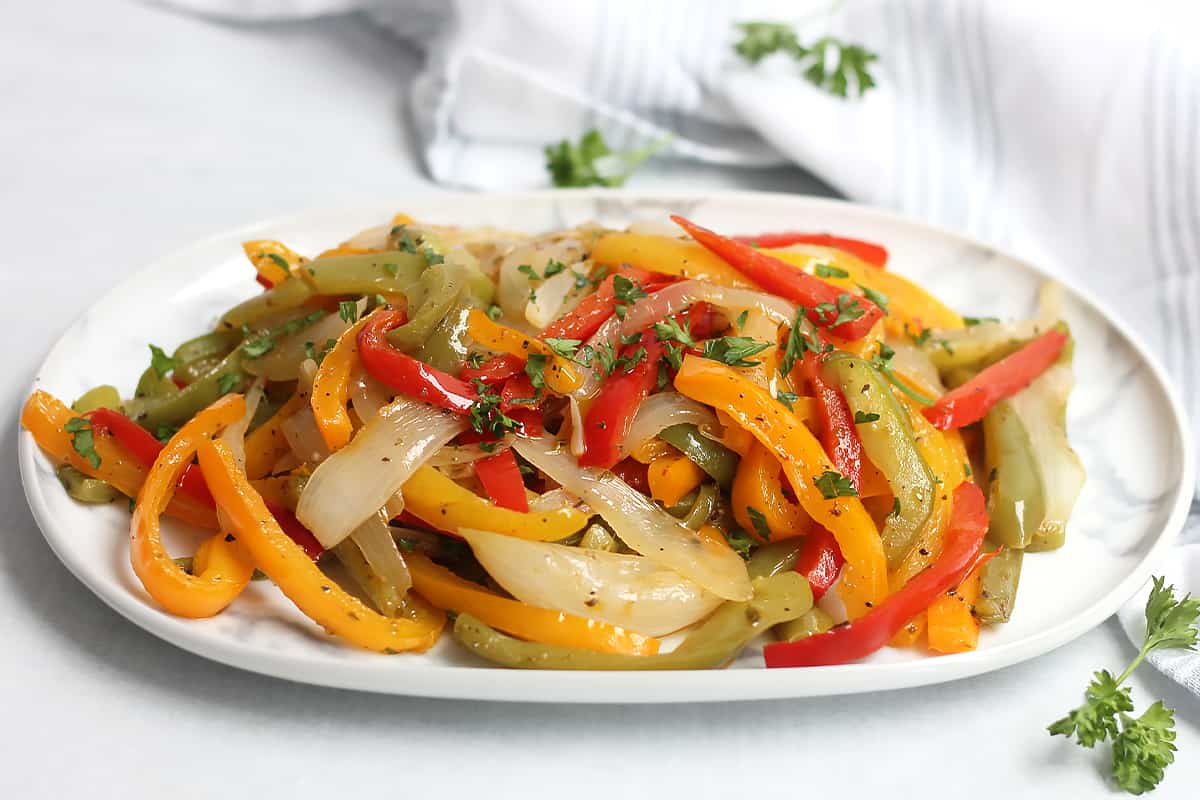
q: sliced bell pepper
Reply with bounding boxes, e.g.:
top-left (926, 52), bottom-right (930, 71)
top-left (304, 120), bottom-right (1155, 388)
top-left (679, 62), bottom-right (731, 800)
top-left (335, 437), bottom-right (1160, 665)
top-left (670, 215), bottom-right (884, 340)
top-left (734, 232), bottom-right (889, 267)
top-left (311, 313), bottom-right (371, 451)
top-left (927, 565), bottom-right (983, 654)
top-left (407, 553), bottom-right (658, 655)
top-left (460, 354), bottom-right (524, 386)
top-left (242, 239), bottom-right (306, 289)
top-left (800, 351), bottom-right (864, 492)
top-left (130, 394), bottom-right (254, 617)
top-left (500, 373), bottom-right (541, 413)
top-left (579, 337), bottom-right (665, 469)
top-left (673, 355), bottom-right (888, 618)
top-left (647, 453), bottom-right (706, 508)
top-left (244, 393), bottom-right (303, 479)
top-left (537, 265), bottom-right (676, 342)
top-left (474, 449), bottom-right (530, 512)
top-left (265, 501), bottom-right (324, 560)
top-left (763, 481), bottom-right (993, 667)
top-left (401, 465), bottom-right (586, 541)
top-left (466, 309), bottom-right (584, 395)
top-left (611, 457), bottom-right (651, 495)
top-left (358, 308), bottom-right (478, 414)
top-left (590, 232), bottom-right (753, 289)
top-left (923, 329), bottom-right (1069, 430)
top-left (793, 526), bottom-right (844, 601)
top-left (731, 442), bottom-right (811, 541)
top-left (197, 437), bottom-right (444, 653)
top-left (21, 391), bottom-right (216, 528)
top-left (86, 407), bottom-right (214, 507)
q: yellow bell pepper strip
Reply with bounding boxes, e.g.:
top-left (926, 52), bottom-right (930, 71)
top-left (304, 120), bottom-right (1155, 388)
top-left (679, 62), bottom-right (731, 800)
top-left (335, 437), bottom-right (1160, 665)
top-left (311, 314), bottom-right (371, 451)
top-left (927, 566), bottom-right (983, 654)
top-left (249, 476), bottom-right (290, 509)
top-left (673, 356), bottom-right (888, 618)
top-left (647, 453), bottom-right (706, 507)
top-left (731, 443), bottom-right (811, 541)
top-left (129, 394), bottom-right (254, 617)
top-left (890, 613), bottom-right (927, 648)
top-left (316, 245), bottom-right (374, 259)
top-left (21, 390), bottom-right (216, 528)
top-left (244, 393), bottom-right (303, 479)
top-left (407, 553), bottom-right (658, 655)
top-left (196, 437), bottom-right (444, 653)
top-left (630, 437), bottom-right (677, 464)
top-left (401, 465), bottom-right (588, 541)
top-left (712, 409), bottom-right (758, 455)
top-left (590, 232), bottom-right (753, 288)
top-left (465, 309), bottom-right (584, 395)
top-left (242, 239), bottom-right (307, 289)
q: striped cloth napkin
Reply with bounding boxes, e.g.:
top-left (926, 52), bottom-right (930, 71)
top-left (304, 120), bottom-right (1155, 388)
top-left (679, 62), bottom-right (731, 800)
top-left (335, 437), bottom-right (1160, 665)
top-left (161, 0), bottom-right (1200, 689)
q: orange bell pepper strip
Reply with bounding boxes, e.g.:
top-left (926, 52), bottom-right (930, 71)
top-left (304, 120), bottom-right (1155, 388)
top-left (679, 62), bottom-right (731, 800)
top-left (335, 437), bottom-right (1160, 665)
top-left (316, 244), bottom-right (375, 259)
top-left (673, 356), bottom-right (888, 618)
top-left (731, 443), bottom-right (811, 541)
top-left (927, 566), bottom-right (983, 654)
top-left (401, 465), bottom-right (588, 541)
top-left (243, 393), bottom-right (303, 479)
top-left (311, 314), bottom-right (371, 451)
top-left (647, 453), bottom-right (706, 507)
top-left (242, 240), bottom-right (307, 289)
top-left (465, 309), bottom-right (584, 395)
top-left (129, 394), bottom-right (254, 617)
top-left (196, 437), bottom-right (444, 653)
top-left (590, 232), bottom-right (754, 288)
top-left (891, 613), bottom-right (927, 648)
top-left (406, 553), bottom-right (658, 655)
top-left (21, 390), bottom-right (216, 528)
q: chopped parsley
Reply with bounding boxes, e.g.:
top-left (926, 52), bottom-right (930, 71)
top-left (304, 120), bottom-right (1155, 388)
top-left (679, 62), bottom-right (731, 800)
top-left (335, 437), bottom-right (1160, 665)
top-left (776, 390), bottom-right (800, 411)
top-left (468, 379), bottom-right (522, 437)
top-left (155, 423), bottom-right (179, 443)
top-left (464, 351), bottom-right (486, 369)
top-left (524, 354), bottom-right (548, 392)
top-left (746, 506), bottom-right (772, 541)
top-left (963, 316), bottom-right (999, 327)
top-left (653, 317), bottom-right (695, 348)
top-left (735, 310), bottom-right (749, 330)
top-left (733, 23), bottom-right (878, 99)
top-left (148, 345), bottom-right (175, 379)
top-left (724, 528), bottom-right (756, 560)
top-left (815, 263), bottom-right (850, 279)
top-left (612, 275), bottom-right (648, 320)
top-left (814, 294), bottom-right (866, 328)
top-left (779, 307), bottom-right (827, 376)
top-left (891, 497), bottom-right (901, 517)
top-left (814, 469), bottom-right (858, 499)
top-left (853, 411), bottom-right (880, 424)
top-left (422, 249), bottom-right (444, 266)
top-left (64, 417), bottom-right (100, 469)
top-left (543, 337), bottom-right (583, 360)
top-left (216, 373), bottom-right (241, 396)
top-left (906, 325), bottom-right (933, 347)
top-left (543, 259), bottom-right (566, 279)
top-left (338, 300), bottom-right (359, 324)
top-left (265, 252), bottom-right (290, 270)
top-left (304, 338), bottom-right (338, 365)
top-left (486, 304), bottom-right (503, 321)
top-left (858, 284), bottom-right (889, 314)
top-left (241, 310), bottom-right (327, 359)
top-left (700, 336), bottom-right (772, 368)
top-left (869, 342), bottom-right (935, 406)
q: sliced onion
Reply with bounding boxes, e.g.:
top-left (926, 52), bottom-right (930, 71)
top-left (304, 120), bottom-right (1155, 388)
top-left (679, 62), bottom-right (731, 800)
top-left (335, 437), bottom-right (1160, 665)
top-left (428, 443), bottom-right (508, 467)
top-left (350, 370), bottom-right (392, 423)
top-left (886, 338), bottom-right (946, 398)
top-left (281, 407), bottom-right (330, 465)
top-left (297, 398), bottom-right (466, 548)
top-left (620, 392), bottom-right (718, 459)
top-left (219, 379), bottom-right (264, 471)
top-left (349, 509), bottom-right (412, 597)
top-left (511, 437), bottom-right (752, 600)
top-left (345, 223), bottom-right (390, 250)
top-left (928, 282), bottom-right (1064, 371)
top-left (568, 396), bottom-right (586, 457)
top-left (527, 487), bottom-right (588, 514)
top-left (243, 312), bottom-right (351, 381)
top-left (460, 528), bottom-right (723, 637)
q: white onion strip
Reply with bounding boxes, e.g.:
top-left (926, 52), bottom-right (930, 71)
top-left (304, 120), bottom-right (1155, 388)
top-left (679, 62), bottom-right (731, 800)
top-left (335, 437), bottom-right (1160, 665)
top-left (512, 437), bottom-right (751, 600)
top-left (620, 391), bottom-right (718, 459)
top-left (461, 528), bottom-right (723, 637)
top-left (350, 509), bottom-right (412, 597)
top-left (297, 398), bottom-right (466, 548)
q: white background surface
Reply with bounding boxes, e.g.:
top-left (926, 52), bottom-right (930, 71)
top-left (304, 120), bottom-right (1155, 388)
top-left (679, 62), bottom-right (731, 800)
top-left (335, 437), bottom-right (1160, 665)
top-left (1, 2), bottom-right (1195, 797)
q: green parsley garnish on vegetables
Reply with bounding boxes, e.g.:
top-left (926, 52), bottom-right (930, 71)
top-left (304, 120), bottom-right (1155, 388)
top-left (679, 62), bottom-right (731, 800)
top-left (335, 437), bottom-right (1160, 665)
top-left (524, 353), bottom-right (548, 391)
top-left (869, 342), bottom-right (935, 406)
top-left (1049, 576), bottom-right (1198, 794)
top-left (216, 373), bottom-right (241, 396)
top-left (858, 284), bottom-right (889, 314)
top-left (779, 307), bottom-right (827, 376)
top-left (148, 344), bottom-right (175, 379)
top-left (612, 275), bottom-right (649, 320)
top-left (814, 294), bottom-right (865, 328)
top-left (963, 315), bottom-right (999, 326)
top-left (815, 263), bottom-right (850, 279)
top-left (653, 317), bottom-right (695, 348)
top-left (776, 390), bottom-right (800, 410)
top-left (544, 128), bottom-right (671, 188)
top-left (724, 528), bottom-right (755, 560)
top-left (339, 300), bottom-right (359, 324)
top-left (242, 310), bottom-right (328, 360)
top-left (700, 336), bottom-right (772, 368)
top-left (64, 417), bottom-right (100, 469)
top-left (468, 379), bottom-right (521, 437)
top-left (746, 506), bottom-right (772, 541)
top-left (733, 22), bottom-right (878, 98)
top-left (853, 411), bottom-right (880, 424)
top-left (814, 469), bottom-right (857, 499)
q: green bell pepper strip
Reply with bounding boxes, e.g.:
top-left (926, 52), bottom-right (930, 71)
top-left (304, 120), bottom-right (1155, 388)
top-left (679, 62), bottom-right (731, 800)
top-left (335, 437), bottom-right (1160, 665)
top-left (385, 263), bottom-right (464, 352)
top-left (982, 397), bottom-right (1043, 549)
top-left (219, 251), bottom-right (426, 330)
top-left (133, 348), bottom-right (246, 431)
top-left (56, 464), bottom-right (120, 504)
top-left (134, 367), bottom-right (179, 402)
top-left (681, 482), bottom-right (719, 530)
top-left (331, 538), bottom-right (403, 618)
top-left (71, 385), bottom-right (121, 414)
top-left (172, 330), bottom-right (241, 384)
top-left (658, 424), bottom-right (739, 490)
top-left (774, 607), bottom-right (834, 643)
top-left (975, 539), bottom-right (1023, 623)
top-left (821, 353), bottom-right (935, 568)
top-left (451, 571), bottom-right (812, 670)
top-left (413, 300), bottom-right (475, 374)
top-left (746, 539), bottom-right (803, 579)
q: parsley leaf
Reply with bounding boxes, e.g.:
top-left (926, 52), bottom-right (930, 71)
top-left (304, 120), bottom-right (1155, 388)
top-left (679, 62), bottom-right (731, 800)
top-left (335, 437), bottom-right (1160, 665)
top-left (242, 310), bottom-right (327, 360)
top-left (814, 469), bottom-right (857, 499)
top-left (486, 304), bottom-right (502, 321)
top-left (543, 259), bottom-right (566, 279)
top-left (858, 284), bottom-right (889, 314)
top-left (816, 294), bottom-right (865, 328)
top-left (736, 310), bottom-right (749, 330)
top-left (468, 379), bottom-right (522, 438)
top-left (593, 341), bottom-right (618, 375)
top-left (517, 264), bottom-right (539, 281)
top-left (963, 316), bottom-right (999, 327)
top-left (734, 23), bottom-right (878, 98)
top-left (1143, 575), bottom-right (1200, 652)
top-left (853, 411), bottom-right (880, 424)
top-left (216, 373), bottom-right (241, 396)
top-left (391, 225), bottom-right (419, 254)
top-left (338, 300), bottom-right (358, 324)
top-left (543, 338), bottom-right (583, 360)
top-left (148, 345), bottom-right (175, 379)
top-left (1111, 703), bottom-right (1177, 795)
top-left (724, 528), bottom-right (756, 560)
top-left (572, 270), bottom-right (590, 290)
top-left (869, 342), bottom-right (935, 406)
top-left (464, 351), bottom-right (486, 369)
top-left (780, 308), bottom-right (825, 376)
top-left (524, 354), bottom-right (547, 392)
top-left (815, 263), bottom-right (850, 279)
top-left (1048, 670), bottom-right (1134, 747)
top-left (612, 275), bottom-right (648, 320)
top-left (653, 317), bottom-right (695, 348)
top-left (906, 325), bottom-right (933, 347)
top-left (65, 417), bottom-right (101, 469)
top-left (422, 249), bottom-right (444, 267)
top-left (700, 336), bottom-right (772, 368)
top-left (544, 128), bottom-right (671, 188)
top-left (776, 390), bottom-right (800, 410)
top-left (891, 497), bottom-right (901, 518)
top-left (746, 506), bottom-right (772, 541)
top-left (265, 252), bottom-right (290, 270)
top-left (614, 345), bottom-right (647, 374)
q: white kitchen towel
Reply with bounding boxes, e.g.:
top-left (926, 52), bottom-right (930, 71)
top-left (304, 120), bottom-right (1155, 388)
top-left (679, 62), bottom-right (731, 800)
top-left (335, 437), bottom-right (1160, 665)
top-left (160, 0), bottom-right (1200, 688)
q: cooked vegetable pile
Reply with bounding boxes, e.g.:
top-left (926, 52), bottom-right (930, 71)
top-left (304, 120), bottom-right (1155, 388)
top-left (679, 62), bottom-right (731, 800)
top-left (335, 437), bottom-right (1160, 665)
top-left (22, 212), bottom-right (1085, 669)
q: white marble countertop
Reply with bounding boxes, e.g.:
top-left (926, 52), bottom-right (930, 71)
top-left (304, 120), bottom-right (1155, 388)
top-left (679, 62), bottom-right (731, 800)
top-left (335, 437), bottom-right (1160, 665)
top-left (1, 2), bottom-right (1195, 797)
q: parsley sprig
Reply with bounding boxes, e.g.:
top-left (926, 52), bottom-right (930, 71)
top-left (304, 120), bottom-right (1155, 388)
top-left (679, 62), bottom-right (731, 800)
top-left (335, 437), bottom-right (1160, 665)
top-left (468, 379), bottom-right (522, 438)
top-left (545, 128), bottom-right (672, 188)
top-left (700, 336), bottom-right (772, 368)
top-left (65, 417), bottom-right (101, 469)
top-left (814, 469), bottom-right (857, 499)
top-left (869, 342), bottom-right (935, 406)
top-left (734, 23), bottom-right (878, 98)
top-left (1049, 577), bottom-right (1198, 794)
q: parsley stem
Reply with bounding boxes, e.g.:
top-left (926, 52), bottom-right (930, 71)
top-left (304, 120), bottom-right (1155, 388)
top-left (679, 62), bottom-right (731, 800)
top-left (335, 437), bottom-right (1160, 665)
top-left (1116, 646), bottom-right (1152, 687)
top-left (880, 367), bottom-right (934, 406)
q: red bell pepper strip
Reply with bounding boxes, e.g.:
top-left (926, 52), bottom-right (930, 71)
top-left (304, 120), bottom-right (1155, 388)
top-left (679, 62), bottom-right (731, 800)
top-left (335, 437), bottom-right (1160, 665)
top-left (734, 232), bottom-right (889, 268)
top-left (793, 526), bottom-right (844, 602)
top-left (474, 449), bottom-right (530, 512)
top-left (923, 328), bottom-right (1069, 430)
top-left (764, 482), bottom-right (993, 667)
top-left (538, 266), bottom-right (674, 342)
top-left (670, 215), bottom-right (884, 340)
top-left (460, 354), bottom-right (523, 386)
top-left (264, 501), bottom-right (324, 561)
top-left (799, 351), bottom-right (864, 492)
top-left (507, 408), bottom-right (545, 439)
top-left (85, 408), bottom-right (214, 507)
top-left (255, 273), bottom-right (275, 290)
top-left (611, 457), bottom-right (651, 495)
top-left (358, 309), bottom-right (478, 414)
top-left (499, 374), bottom-right (541, 414)
top-left (579, 337), bottom-right (665, 469)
